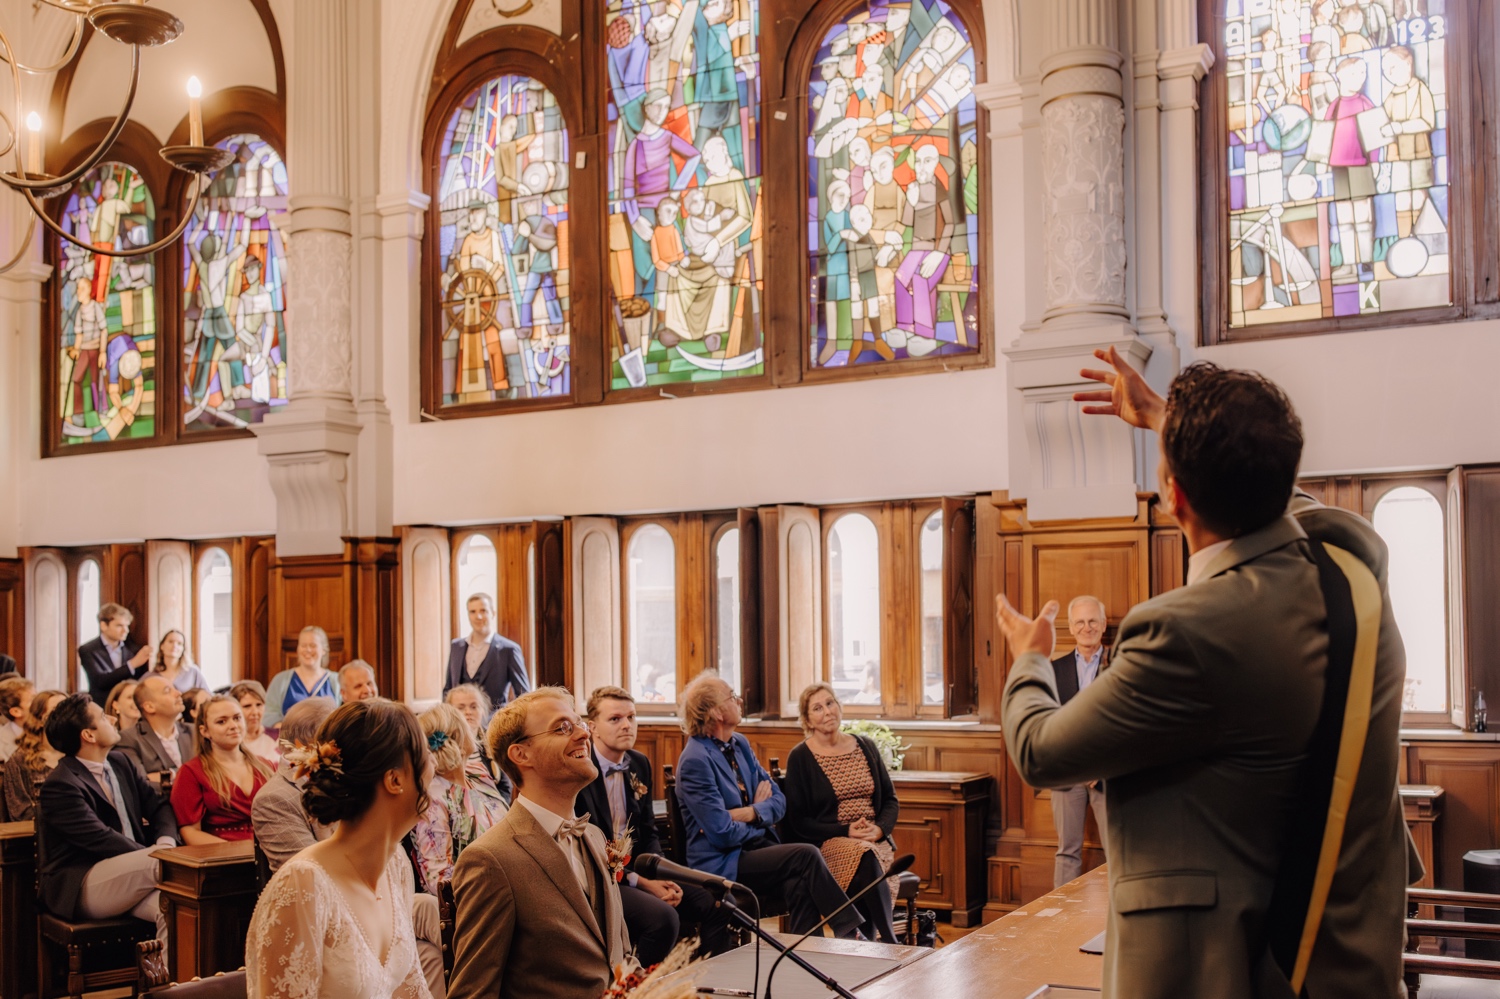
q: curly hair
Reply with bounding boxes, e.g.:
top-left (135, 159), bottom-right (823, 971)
top-left (679, 671), bottom-right (729, 738)
top-left (14, 688), bottom-right (65, 773)
top-left (1161, 362), bottom-right (1303, 538)
top-left (301, 699), bottom-right (429, 826)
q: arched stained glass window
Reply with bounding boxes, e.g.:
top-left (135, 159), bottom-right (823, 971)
top-left (183, 134), bottom-right (291, 431)
top-left (808, 1), bottom-right (981, 369)
top-left (438, 74), bottom-right (572, 405)
top-left (1224, 0), bottom-right (1451, 327)
top-left (57, 162), bottom-right (156, 446)
top-left (605, 0), bottom-right (765, 390)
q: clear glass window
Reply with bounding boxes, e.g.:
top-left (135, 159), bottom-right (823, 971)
top-left (920, 510), bottom-right (944, 706)
top-left (827, 513), bottom-right (881, 705)
top-left (715, 527), bottom-right (742, 692)
top-left (77, 559), bottom-right (101, 692)
top-left (627, 524), bottom-right (677, 704)
top-left (197, 548), bottom-right (234, 689)
top-left (456, 534), bottom-right (499, 617)
top-left (1372, 485), bottom-right (1447, 713)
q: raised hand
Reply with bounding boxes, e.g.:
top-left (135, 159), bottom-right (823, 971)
top-left (995, 595), bottom-right (1059, 660)
top-left (1074, 346), bottom-right (1166, 433)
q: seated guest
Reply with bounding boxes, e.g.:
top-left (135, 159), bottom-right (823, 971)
top-left (37, 693), bottom-right (177, 947)
top-left (448, 688), bottom-right (628, 999)
top-left (340, 660), bottom-right (379, 702)
top-left (246, 699), bottom-right (433, 999)
top-left (675, 672), bottom-right (863, 938)
top-left (79, 602), bottom-right (152, 706)
top-left (783, 682), bottom-right (901, 943)
top-left (2, 689), bottom-right (65, 821)
top-left (103, 679), bottom-right (141, 730)
top-left (150, 629), bottom-right (211, 693)
top-left (0, 676), bottom-right (34, 762)
top-left (171, 695), bottom-right (273, 844)
top-left (250, 696), bottom-right (445, 997)
top-left (444, 593), bottom-right (530, 711)
top-left (412, 704), bottom-right (507, 895)
top-left (447, 682), bottom-right (511, 801)
top-left (581, 685), bottom-right (727, 962)
top-left (118, 675), bottom-right (195, 779)
top-left (231, 680), bottom-right (281, 765)
top-left (263, 626), bottom-right (340, 728)
top-left (183, 687), bottom-right (211, 729)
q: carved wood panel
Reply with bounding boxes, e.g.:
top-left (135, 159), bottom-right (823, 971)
top-left (1404, 742), bottom-right (1500, 890)
top-left (0, 559), bottom-right (22, 673)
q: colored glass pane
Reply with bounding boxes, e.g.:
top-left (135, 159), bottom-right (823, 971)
top-left (808, 0), bottom-right (981, 369)
top-left (57, 162), bottom-right (156, 446)
top-left (183, 133), bottom-right (291, 430)
top-left (1225, 1), bottom-right (1451, 326)
top-left (437, 74), bottom-right (572, 405)
top-left (604, 0), bottom-right (765, 390)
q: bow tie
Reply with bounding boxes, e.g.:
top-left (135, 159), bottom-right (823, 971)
top-left (602, 760), bottom-right (631, 777)
top-left (556, 813), bottom-right (592, 840)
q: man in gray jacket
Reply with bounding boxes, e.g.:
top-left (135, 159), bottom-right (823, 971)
top-left (997, 351), bottom-right (1412, 998)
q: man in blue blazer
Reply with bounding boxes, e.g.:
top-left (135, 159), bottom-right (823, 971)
top-left (674, 673), bottom-right (863, 937)
top-left (445, 593), bottom-right (531, 709)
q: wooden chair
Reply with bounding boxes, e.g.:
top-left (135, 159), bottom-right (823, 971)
top-left (33, 778), bottom-right (156, 999)
top-left (661, 765), bottom-right (687, 865)
top-left (137, 941), bottom-right (247, 998)
top-left (1403, 887), bottom-right (1500, 997)
top-left (437, 878), bottom-right (456, 981)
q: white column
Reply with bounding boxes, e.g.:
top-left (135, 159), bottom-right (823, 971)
top-left (254, 0), bottom-right (361, 556)
top-left (0, 214), bottom-right (47, 558)
top-left (1002, 0), bottom-right (1150, 521)
top-left (1158, 0), bottom-right (1214, 357)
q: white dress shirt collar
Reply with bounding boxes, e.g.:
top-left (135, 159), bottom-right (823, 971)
top-left (1187, 539), bottom-right (1234, 586)
top-left (514, 793), bottom-right (575, 837)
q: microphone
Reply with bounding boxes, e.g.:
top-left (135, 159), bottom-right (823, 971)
top-left (763, 853), bottom-right (916, 999)
top-left (634, 853), bottom-right (742, 899)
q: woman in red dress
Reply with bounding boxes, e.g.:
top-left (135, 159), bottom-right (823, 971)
top-left (171, 694), bottom-right (274, 843)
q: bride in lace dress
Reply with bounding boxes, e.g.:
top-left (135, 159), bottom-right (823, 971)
top-left (246, 699), bottom-right (435, 999)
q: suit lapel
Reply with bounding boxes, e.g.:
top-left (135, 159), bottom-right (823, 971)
top-left (581, 825), bottom-right (617, 955)
top-left (510, 804), bottom-right (605, 947)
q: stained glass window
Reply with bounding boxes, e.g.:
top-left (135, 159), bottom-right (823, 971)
top-left (57, 162), bottom-right (156, 446)
top-left (808, 1), bottom-right (981, 369)
top-left (1225, 1), bottom-right (1450, 327)
top-left (183, 133), bottom-right (291, 430)
top-left (605, 0), bottom-right (765, 390)
top-left (437, 74), bottom-right (572, 405)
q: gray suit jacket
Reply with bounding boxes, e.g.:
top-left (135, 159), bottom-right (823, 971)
top-left (116, 717), bottom-right (195, 777)
top-left (448, 799), bottom-right (629, 999)
top-left (1004, 505), bottom-right (1411, 999)
top-left (250, 763), bottom-right (330, 872)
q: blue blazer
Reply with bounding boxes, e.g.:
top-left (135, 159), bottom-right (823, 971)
top-left (675, 733), bottom-right (786, 880)
top-left (444, 634), bottom-right (530, 709)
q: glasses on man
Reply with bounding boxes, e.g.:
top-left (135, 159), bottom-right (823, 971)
top-left (725, 693), bottom-right (744, 707)
top-left (516, 717), bottom-right (590, 743)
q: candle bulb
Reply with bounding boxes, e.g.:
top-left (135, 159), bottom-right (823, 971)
top-left (25, 112), bottom-right (41, 175)
top-left (187, 76), bottom-right (203, 146)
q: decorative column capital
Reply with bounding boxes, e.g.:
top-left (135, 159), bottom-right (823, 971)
top-left (1158, 42), bottom-right (1215, 82)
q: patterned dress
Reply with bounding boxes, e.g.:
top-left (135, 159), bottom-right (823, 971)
top-left (813, 746), bottom-right (895, 891)
top-left (412, 763), bottom-right (509, 895)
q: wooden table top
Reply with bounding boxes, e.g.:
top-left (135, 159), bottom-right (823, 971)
top-left (153, 840), bottom-right (255, 868)
top-left (861, 867), bottom-right (1108, 998)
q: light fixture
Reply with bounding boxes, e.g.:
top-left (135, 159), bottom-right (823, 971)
top-left (0, 1), bottom-right (236, 273)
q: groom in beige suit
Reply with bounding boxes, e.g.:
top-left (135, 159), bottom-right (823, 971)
top-left (448, 687), bottom-right (630, 999)
top-left (997, 353), bottom-right (1412, 999)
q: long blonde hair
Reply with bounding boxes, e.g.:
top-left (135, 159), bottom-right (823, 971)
top-left (194, 695), bottom-right (273, 802)
top-left (152, 629), bottom-right (198, 674)
top-left (15, 689), bottom-right (65, 774)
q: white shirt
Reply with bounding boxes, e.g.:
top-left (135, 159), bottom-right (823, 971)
top-left (1074, 646), bottom-right (1104, 691)
top-left (102, 637), bottom-right (124, 670)
top-left (1187, 539), bottom-right (1234, 586)
top-left (514, 795), bottom-right (593, 900)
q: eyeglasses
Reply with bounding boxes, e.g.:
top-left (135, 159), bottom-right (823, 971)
top-left (515, 718), bottom-right (590, 743)
top-left (724, 693), bottom-right (744, 707)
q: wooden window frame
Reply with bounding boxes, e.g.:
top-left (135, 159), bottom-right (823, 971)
top-left (190, 540), bottom-right (244, 686)
top-left (40, 95), bottom-right (286, 458)
top-left (706, 516), bottom-right (744, 692)
top-left (449, 524), bottom-right (540, 684)
top-left (420, 0), bottom-right (993, 421)
top-left (1198, 0), bottom-right (1500, 345)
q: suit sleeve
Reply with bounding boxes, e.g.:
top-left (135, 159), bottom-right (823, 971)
top-left (783, 745), bottom-right (846, 844)
top-left (505, 645), bottom-right (531, 700)
top-left (38, 777), bottom-right (143, 859)
top-left (115, 731), bottom-right (151, 776)
top-left (1003, 613), bottom-right (1220, 789)
top-left (747, 747), bottom-right (786, 828)
top-left (632, 762), bottom-right (663, 858)
top-left (442, 643), bottom-right (458, 697)
top-left (676, 749), bottom-right (762, 851)
top-left (133, 761), bottom-right (178, 842)
top-left (447, 844), bottom-right (515, 999)
top-left (251, 782), bottom-right (320, 871)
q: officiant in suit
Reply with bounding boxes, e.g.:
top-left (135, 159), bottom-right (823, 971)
top-left (78, 602), bottom-right (152, 706)
top-left (449, 687), bottom-right (629, 999)
top-left (1048, 595), bottom-right (1110, 887)
top-left (444, 593), bottom-right (531, 710)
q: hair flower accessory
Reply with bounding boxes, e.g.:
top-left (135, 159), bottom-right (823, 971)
top-left (284, 739), bottom-right (344, 781)
top-left (427, 730), bottom-right (450, 752)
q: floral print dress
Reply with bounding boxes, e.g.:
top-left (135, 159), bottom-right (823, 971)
top-left (412, 763), bottom-right (509, 895)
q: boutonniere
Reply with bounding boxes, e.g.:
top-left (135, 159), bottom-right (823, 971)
top-left (627, 771), bottom-right (648, 802)
top-left (600, 938), bottom-right (705, 999)
top-left (606, 830), bottom-right (634, 884)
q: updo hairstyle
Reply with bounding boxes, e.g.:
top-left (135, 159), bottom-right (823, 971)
top-left (301, 698), bottom-right (429, 826)
top-left (418, 702), bottom-right (474, 775)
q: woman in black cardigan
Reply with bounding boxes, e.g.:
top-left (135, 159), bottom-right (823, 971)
top-left (782, 682), bottom-right (900, 942)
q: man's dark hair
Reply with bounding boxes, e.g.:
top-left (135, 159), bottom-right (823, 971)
top-left (1161, 362), bottom-right (1303, 537)
top-left (45, 693), bottom-right (97, 757)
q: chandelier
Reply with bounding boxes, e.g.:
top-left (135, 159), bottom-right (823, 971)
top-left (0, 0), bottom-right (234, 273)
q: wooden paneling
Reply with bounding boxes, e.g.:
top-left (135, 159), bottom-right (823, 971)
top-left (737, 508), bottom-right (767, 716)
top-left (534, 521), bottom-right (567, 689)
top-left (1458, 468), bottom-right (1500, 728)
top-left (266, 549), bottom-right (355, 683)
top-left (0, 821), bottom-right (37, 999)
top-left (105, 543), bottom-right (149, 649)
top-left (1404, 741), bottom-right (1500, 890)
top-left (354, 541), bottom-right (402, 699)
top-left (0, 559), bottom-right (22, 673)
top-left (244, 538), bottom-right (274, 685)
top-left (943, 498), bottom-right (977, 717)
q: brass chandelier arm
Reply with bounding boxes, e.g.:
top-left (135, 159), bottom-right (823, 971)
top-left (0, 16), bottom-right (84, 75)
top-left (0, 213), bottom-right (37, 275)
top-left (26, 172), bottom-right (203, 258)
top-left (2, 43), bottom-right (139, 193)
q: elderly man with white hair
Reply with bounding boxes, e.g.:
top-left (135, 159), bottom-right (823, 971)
top-left (1047, 595), bottom-right (1111, 887)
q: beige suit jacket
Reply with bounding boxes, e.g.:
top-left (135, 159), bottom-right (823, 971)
top-left (1004, 504), bottom-right (1411, 999)
top-left (448, 798), bottom-right (629, 999)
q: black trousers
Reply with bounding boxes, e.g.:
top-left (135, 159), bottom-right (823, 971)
top-left (619, 880), bottom-right (728, 965)
top-left (848, 851), bottom-right (897, 944)
top-left (736, 842), bottom-right (862, 937)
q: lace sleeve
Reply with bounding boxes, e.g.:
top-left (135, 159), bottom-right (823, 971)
top-left (246, 861), bottom-right (327, 999)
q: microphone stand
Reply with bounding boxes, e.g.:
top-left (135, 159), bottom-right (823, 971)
top-left (711, 890), bottom-right (860, 999)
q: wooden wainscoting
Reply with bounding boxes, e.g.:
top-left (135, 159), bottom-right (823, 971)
top-left (1402, 737), bottom-right (1500, 890)
top-left (0, 558), bottom-right (21, 672)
